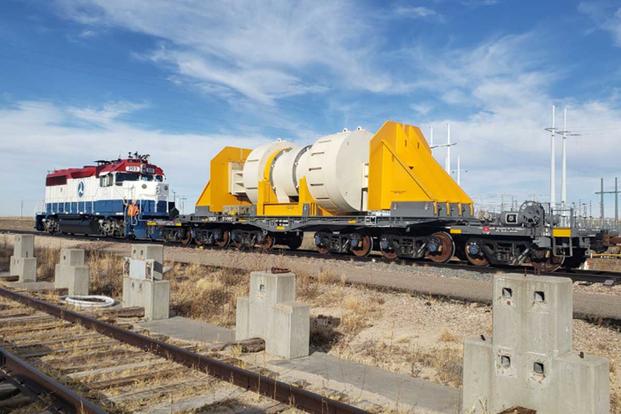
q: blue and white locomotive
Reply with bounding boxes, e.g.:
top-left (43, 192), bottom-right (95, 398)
top-left (35, 153), bottom-right (175, 239)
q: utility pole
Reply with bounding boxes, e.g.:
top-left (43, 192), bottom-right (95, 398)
top-left (615, 177), bottom-right (619, 229)
top-left (429, 125), bottom-right (434, 148)
top-left (20, 200), bottom-right (23, 218)
top-left (457, 155), bottom-right (461, 186)
top-left (179, 196), bottom-right (187, 214)
top-left (600, 178), bottom-right (604, 225)
top-left (550, 105), bottom-right (556, 210)
top-left (445, 123), bottom-right (451, 175)
top-left (561, 107), bottom-right (567, 209)
top-left (430, 125), bottom-right (456, 172)
top-left (594, 178), bottom-right (612, 227)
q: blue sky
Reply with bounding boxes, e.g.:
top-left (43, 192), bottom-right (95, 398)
top-left (1, 0), bottom-right (620, 216)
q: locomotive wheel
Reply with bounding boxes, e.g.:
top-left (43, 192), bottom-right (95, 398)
top-left (214, 230), bottom-right (230, 249)
top-left (351, 235), bottom-right (372, 257)
top-left (257, 234), bottom-right (274, 251)
top-left (425, 232), bottom-right (455, 263)
top-left (464, 240), bottom-right (489, 267)
top-left (532, 255), bottom-right (565, 273)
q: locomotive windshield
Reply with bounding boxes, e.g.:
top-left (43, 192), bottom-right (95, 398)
top-left (114, 172), bottom-right (164, 184)
top-left (115, 172), bottom-right (140, 183)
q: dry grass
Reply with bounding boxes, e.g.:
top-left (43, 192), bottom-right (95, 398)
top-left (35, 246), bottom-right (59, 281)
top-left (87, 250), bottom-right (124, 297)
top-left (439, 328), bottom-right (459, 343)
top-left (340, 295), bottom-right (380, 335)
top-left (169, 263), bottom-right (248, 327)
top-left (409, 346), bottom-right (463, 386)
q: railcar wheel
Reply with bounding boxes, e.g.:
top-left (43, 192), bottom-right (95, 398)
top-left (214, 230), bottom-right (230, 249)
top-left (257, 234), bottom-right (274, 251)
top-left (381, 249), bottom-right (398, 261)
top-left (350, 234), bottom-right (372, 257)
top-left (314, 232), bottom-right (330, 255)
top-left (181, 230), bottom-right (193, 247)
top-left (464, 240), bottom-right (490, 267)
top-left (286, 234), bottom-right (303, 250)
top-left (425, 232), bottom-right (455, 263)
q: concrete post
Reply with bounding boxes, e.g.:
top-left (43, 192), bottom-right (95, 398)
top-left (9, 235), bottom-right (37, 282)
top-left (122, 244), bottom-right (169, 321)
top-left (461, 274), bottom-right (610, 414)
top-left (236, 271), bottom-right (310, 359)
top-left (54, 249), bottom-right (89, 295)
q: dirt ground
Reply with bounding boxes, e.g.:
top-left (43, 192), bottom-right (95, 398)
top-left (1, 239), bottom-right (619, 412)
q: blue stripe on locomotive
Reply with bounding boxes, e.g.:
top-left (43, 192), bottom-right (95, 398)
top-left (45, 200), bottom-right (168, 216)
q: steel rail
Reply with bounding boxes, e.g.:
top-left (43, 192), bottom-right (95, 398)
top-left (0, 286), bottom-right (367, 414)
top-left (0, 345), bottom-right (107, 414)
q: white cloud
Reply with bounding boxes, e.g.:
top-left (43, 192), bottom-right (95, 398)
top-left (408, 32), bottom-right (621, 207)
top-left (579, 1), bottom-right (621, 47)
top-left (394, 6), bottom-right (441, 20)
top-left (67, 101), bottom-right (148, 126)
top-left (0, 101), bottom-right (268, 215)
top-left (54, 0), bottom-right (397, 104)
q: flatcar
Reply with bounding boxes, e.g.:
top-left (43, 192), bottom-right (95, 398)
top-left (152, 120), bottom-right (604, 271)
top-left (35, 153), bottom-right (174, 240)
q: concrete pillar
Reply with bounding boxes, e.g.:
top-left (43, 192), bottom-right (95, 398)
top-left (461, 274), bottom-right (610, 414)
top-left (9, 235), bottom-right (36, 282)
top-left (236, 271), bottom-right (310, 359)
top-left (54, 249), bottom-right (89, 295)
top-left (122, 244), bottom-right (169, 321)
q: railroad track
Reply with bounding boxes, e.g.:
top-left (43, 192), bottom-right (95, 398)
top-left (0, 286), bottom-right (369, 414)
top-left (2, 228), bottom-right (619, 286)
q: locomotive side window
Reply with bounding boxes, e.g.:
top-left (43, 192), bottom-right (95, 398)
top-left (99, 174), bottom-right (113, 187)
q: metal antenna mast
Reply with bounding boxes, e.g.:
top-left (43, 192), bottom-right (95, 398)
top-left (545, 105), bottom-right (580, 213)
top-left (550, 105), bottom-right (556, 209)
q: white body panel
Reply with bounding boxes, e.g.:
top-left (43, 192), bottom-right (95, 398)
top-left (45, 175), bottom-right (169, 215)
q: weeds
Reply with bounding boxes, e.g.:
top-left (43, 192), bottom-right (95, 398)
top-left (439, 328), bottom-right (459, 343)
top-left (169, 264), bottom-right (248, 327)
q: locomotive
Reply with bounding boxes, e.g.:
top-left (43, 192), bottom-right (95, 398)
top-left (35, 153), bottom-right (174, 239)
